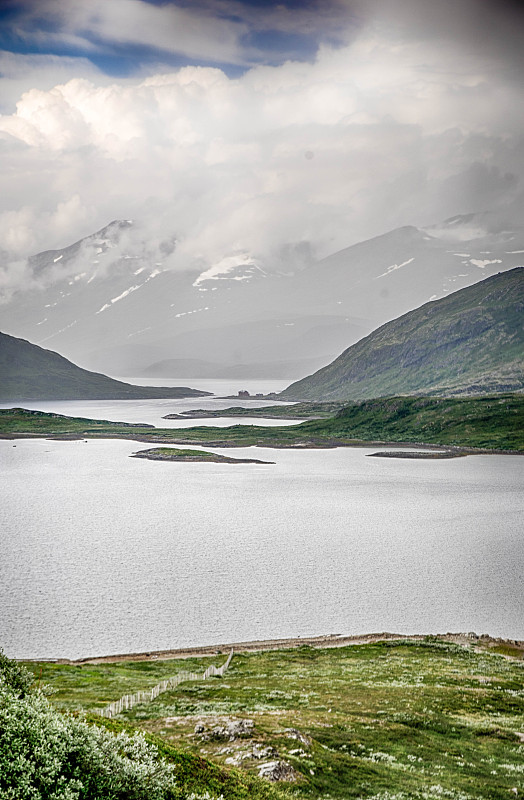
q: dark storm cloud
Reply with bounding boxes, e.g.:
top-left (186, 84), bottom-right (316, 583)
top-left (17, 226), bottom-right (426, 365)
top-left (358, 0), bottom-right (524, 75)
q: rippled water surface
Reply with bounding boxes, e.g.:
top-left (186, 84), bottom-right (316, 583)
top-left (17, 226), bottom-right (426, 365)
top-left (1, 390), bottom-right (523, 659)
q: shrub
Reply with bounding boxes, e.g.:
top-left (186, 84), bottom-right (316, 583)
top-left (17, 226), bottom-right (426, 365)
top-left (0, 649), bottom-right (178, 800)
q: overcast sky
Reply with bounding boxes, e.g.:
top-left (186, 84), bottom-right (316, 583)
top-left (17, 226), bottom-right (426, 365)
top-left (1, 0), bottom-right (523, 292)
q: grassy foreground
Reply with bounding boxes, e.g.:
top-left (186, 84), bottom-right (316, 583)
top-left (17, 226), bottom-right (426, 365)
top-left (23, 639), bottom-right (524, 800)
top-left (0, 650), bottom-right (284, 800)
top-left (1, 393), bottom-right (524, 451)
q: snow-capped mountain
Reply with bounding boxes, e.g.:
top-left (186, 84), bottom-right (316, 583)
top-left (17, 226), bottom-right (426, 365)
top-left (1, 209), bottom-right (523, 379)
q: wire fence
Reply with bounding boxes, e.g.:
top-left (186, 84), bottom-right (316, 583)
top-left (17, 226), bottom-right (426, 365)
top-left (96, 649), bottom-right (234, 718)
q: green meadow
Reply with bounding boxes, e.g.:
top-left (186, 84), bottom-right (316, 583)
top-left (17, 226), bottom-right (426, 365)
top-left (24, 638), bottom-right (524, 800)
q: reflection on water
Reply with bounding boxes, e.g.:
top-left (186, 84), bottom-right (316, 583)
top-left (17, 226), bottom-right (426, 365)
top-left (1, 434), bottom-right (523, 660)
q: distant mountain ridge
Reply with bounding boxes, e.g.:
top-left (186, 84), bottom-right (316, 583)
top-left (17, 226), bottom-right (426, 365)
top-left (0, 332), bottom-right (209, 401)
top-left (280, 268), bottom-right (524, 401)
top-left (1, 206), bottom-right (523, 379)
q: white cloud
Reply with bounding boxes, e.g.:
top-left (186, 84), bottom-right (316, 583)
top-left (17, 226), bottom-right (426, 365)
top-left (0, 50), bottom-right (109, 113)
top-left (8, 0), bottom-right (250, 67)
top-left (0, 16), bottom-right (523, 296)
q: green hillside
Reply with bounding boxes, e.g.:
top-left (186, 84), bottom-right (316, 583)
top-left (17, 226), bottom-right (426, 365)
top-left (0, 332), bottom-right (210, 400)
top-left (281, 268), bottom-right (524, 401)
top-left (304, 394), bottom-right (524, 450)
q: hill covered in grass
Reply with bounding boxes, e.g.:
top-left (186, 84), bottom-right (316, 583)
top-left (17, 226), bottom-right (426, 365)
top-left (303, 393), bottom-right (524, 451)
top-left (0, 332), bottom-right (210, 401)
top-left (281, 268), bottom-right (524, 401)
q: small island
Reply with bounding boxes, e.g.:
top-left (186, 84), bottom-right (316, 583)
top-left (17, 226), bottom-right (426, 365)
top-left (366, 450), bottom-right (466, 459)
top-left (130, 447), bottom-right (275, 465)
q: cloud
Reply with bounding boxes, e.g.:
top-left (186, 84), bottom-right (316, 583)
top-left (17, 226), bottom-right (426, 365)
top-left (359, 0), bottom-right (524, 73)
top-left (1, 0), bottom-right (250, 67)
top-left (0, 50), bottom-right (112, 113)
top-left (0, 0), bottom-right (356, 83)
top-left (0, 2), bottom-right (523, 298)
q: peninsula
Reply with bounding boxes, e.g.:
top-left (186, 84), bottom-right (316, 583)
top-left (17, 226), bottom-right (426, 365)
top-left (163, 402), bottom-right (345, 420)
top-left (1, 393), bottom-right (523, 453)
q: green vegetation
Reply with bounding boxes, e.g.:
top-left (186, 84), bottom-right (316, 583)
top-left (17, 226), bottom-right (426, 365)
top-left (281, 268), bottom-right (524, 401)
top-left (131, 447), bottom-right (274, 464)
top-left (0, 331), bottom-right (210, 400)
top-left (0, 650), bottom-right (283, 800)
top-left (2, 393), bottom-right (524, 451)
top-left (306, 394), bottom-right (524, 451)
top-left (22, 639), bottom-right (524, 799)
top-left (0, 407), bottom-right (155, 434)
top-left (164, 403), bottom-right (347, 420)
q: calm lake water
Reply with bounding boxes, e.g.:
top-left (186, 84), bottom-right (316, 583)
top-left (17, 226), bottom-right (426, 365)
top-left (1, 385), bottom-right (523, 659)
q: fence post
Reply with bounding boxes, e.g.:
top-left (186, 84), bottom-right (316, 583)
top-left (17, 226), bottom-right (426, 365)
top-left (95, 650), bottom-right (234, 717)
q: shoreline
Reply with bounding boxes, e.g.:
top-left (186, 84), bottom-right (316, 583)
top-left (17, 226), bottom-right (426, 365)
top-left (22, 630), bottom-right (524, 665)
top-left (1, 431), bottom-right (522, 456)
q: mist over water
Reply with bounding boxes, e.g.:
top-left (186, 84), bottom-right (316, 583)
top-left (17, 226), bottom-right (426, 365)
top-left (1, 389), bottom-right (522, 660)
top-left (0, 379), bottom-right (295, 428)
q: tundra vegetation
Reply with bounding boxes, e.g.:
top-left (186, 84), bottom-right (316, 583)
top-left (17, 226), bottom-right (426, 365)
top-left (1, 394), bottom-right (523, 451)
top-left (11, 638), bottom-right (524, 799)
top-left (0, 649), bottom-right (284, 800)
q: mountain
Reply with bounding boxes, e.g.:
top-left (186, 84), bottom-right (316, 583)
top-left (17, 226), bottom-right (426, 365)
top-left (135, 355), bottom-right (328, 380)
top-left (279, 268), bottom-right (524, 401)
top-left (0, 332), bottom-right (210, 401)
top-left (1, 209), bottom-right (523, 378)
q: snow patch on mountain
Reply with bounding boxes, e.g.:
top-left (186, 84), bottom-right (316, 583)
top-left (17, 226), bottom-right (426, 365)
top-left (375, 257), bottom-right (414, 278)
top-left (171, 306), bottom-right (210, 318)
top-left (38, 320), bottom-right (77, 344)
top-left (96, 284), bottom-right (142, 314)
top-left (192, 253), bottom-right (259, 287)
top-left (127, 326), bottom-right (152, 339)
top-left (469, 259), bottom-right (502, 269)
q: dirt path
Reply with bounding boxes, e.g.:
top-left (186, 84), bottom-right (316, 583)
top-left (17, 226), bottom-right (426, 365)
top-left (43, 631), bottom-right (523, 665)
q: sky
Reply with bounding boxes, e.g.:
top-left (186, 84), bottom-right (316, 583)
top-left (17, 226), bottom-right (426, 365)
top-left (0, 0), bottom-right (523, 294)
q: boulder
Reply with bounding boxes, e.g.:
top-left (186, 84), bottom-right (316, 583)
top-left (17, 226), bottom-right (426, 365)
top-left (283, 728), bottom-right (312, 746)
top-left (258, 760), bottom-right (297, 782)
top-left (195, 717), bottom-right (254, 741)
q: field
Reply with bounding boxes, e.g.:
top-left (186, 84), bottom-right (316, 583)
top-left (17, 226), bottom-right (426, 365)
top-left (25, 638), bottom-right (524, 799)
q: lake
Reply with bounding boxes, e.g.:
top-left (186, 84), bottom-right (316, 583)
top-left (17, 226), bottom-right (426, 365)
top-left (1, 385), bottom-right (523, 660)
